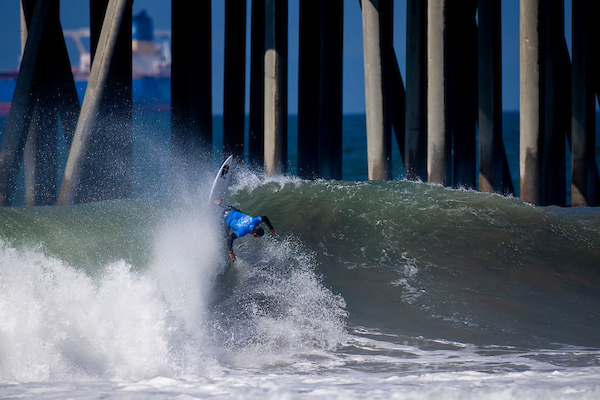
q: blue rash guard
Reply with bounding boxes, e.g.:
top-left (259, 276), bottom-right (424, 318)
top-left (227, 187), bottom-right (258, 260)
top-left (225, 209), bottom-right (263, 238)
top-left (221, 205), bottom-right (275, 256)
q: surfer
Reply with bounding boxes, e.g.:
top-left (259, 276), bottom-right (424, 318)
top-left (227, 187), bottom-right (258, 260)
top-left (215, 199), bottom-right (278, 262)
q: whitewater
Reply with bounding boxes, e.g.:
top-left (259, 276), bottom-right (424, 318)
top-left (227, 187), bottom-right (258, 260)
top-left (0, 170), bottom-right (599, 399)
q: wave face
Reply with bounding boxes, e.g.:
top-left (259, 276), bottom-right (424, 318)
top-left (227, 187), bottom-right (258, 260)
top-left (1, 172), bottom-right (600, 385)
top-left (229, 173), bottom-right (600, 348)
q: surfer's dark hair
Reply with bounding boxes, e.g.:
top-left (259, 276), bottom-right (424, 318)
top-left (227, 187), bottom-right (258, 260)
top-left (252, 226), bottom-right (265, 237)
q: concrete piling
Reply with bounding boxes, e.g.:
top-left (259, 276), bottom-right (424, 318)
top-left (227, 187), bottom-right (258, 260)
top-left (171, 0), bottom-right (212, 168)
top-left (391, 50), bottom-right (406, 170)
top-left (519, 0), bottom-right (543, 205)
top-left (404, 0), bottom-right (427, 182)
top-left (297, 0), bottom-right (321, 179)
top-left (571, 0), bottom-right (596, 206)
top-left (427, 0), bottom-right (451, 185)
top-left (450, 1), bottom-right (478, 189)
top-left (318, 0), bottom-right (344, 180)
top-left (362, 0), bottom-right (392, 181)
top-left (78, 0), bottom-right (133, 203)
top-left (58, 0), bottom-right (132, 205)
top-left (478, 0), bottom-right (503, 193)
top-left (21, 0), bottom-right (79, 206)
top-left (1, 0), bottom-right (78, 206)
top-left (298, 0), bottom-right (343, 180)
top-left (543, 0), bottom-right (567, 206)
top-left (249, 0), bottom-right (265, 170)
top-left (0, 0), bottom-right (54, 206)
top-left (263, 0), bottom-right (288, 175)
top-left (223, 0), bottom-right (247, 161)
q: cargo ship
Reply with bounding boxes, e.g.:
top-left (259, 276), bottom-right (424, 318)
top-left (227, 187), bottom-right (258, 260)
top-left (0, 10), bottom-right (171, 116)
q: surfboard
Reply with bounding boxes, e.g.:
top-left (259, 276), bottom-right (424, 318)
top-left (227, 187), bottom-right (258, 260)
top-left (209, 155), bottom-right (234, 205)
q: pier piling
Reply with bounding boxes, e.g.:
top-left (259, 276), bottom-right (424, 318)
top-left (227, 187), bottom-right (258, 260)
top-left (80, 0), bottom-right (133, 203)
top-left (0, 0), bottom-right (55, 206)
top-left (450, 1), bottom-right (478, 189)
top-left (317, 0), bottom-right (344, 180)
top-left (297, 0), bottom-right (321, 179)
top-left (21, 0), bottom-right (79, 206)
top-left (223, 0), bottom-right (247, 161)
top-left (543, 0), bottom-right (567, 206)
top-left (171, 0), bottom-right (212, 172)
top-left (519, 0), bottom-right (543, 205)
top-left (362, 0), bottom-right (392, 181)
top-left (263, 0), bottom-right (288, 175)
top-left (404, 0), bottom-right (427, 182)
top-left (248, 0), bottom-right (265, 170)
top-left (571, 0), bottom-right (596, 206)
top-left (58, 0), bottom-right (132, 205)
top-left (427, 0), bottom-right (450, 185)
top-left (478, 0), bottom-right (503, 193)
top-left (391, 50), bottom-right (406, 169)
top-left (298, 0), bottom-right (344, 180)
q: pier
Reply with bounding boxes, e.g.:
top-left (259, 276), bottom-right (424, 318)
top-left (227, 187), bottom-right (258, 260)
top-left (0, 0), bottom-right (597, 206)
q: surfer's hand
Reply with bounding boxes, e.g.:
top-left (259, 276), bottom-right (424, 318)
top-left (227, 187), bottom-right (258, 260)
top-left (271, 229), bottom-right (278, 236)
top-left (214, 198), bottom-right (223, 205)
top-left (229, 251), bottom-right (237, 262)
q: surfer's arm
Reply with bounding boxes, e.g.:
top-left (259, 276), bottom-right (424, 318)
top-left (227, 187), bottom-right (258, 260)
top-left (226, 232), bottom-right (237, 262)
top-left (214, 198), bottom-right (240, 212)
top-left (219, 203), bottom-right (238, 212)
top-left (261, 216), bottom-right (278, 236)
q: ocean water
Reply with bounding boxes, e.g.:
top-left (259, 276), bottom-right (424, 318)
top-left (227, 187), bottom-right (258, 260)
top-left (133, 111), bottom-right (600, 201)
top-left (0, 113), bottom-right (599, 398)
top-left (1, 111), bottom-right (599, 197)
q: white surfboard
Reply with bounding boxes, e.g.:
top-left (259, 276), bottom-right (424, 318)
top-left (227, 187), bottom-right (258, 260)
top-left (209, 155), bottom-right (234, 205)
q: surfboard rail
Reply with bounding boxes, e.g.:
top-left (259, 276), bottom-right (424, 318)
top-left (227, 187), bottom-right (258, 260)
top-left (209, 155), bottom-right (234, 205)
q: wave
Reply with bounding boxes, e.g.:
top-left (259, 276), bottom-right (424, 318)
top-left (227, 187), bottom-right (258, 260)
top-left (1, 171), bottom-right (599, 382)
top-left (0, 192), bottom-right (346, 381)
top-left (228, 172), bottom-right (600, 348)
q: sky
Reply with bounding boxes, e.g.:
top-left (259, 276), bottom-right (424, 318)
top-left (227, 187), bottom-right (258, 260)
top-left (0, 1), bottom-right (574, 113)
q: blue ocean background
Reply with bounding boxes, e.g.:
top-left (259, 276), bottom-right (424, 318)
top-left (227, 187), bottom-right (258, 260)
top-left (2, 111), bottom-right (599, 201)
top-left (134, 111), bottom-right (597, 203)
